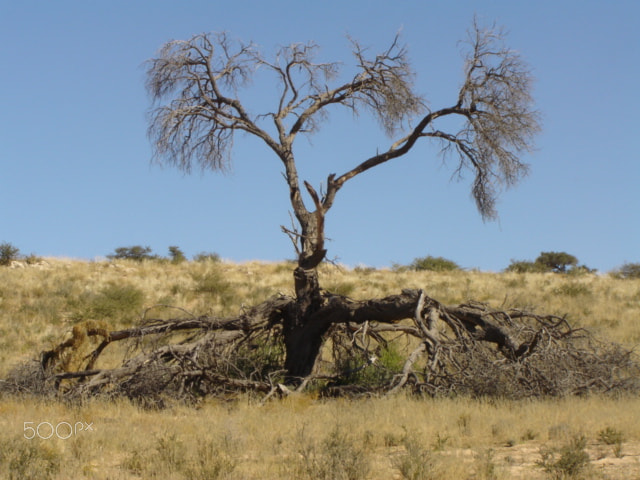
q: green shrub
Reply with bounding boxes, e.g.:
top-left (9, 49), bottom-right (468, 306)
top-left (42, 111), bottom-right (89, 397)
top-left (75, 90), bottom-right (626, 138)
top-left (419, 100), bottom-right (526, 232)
top-left (598, 427), bottom-right (624, 458)
top-left (107, 245), bottom-right (157, 262)
top-left (233, 338), bottom-right (286, 381)
top-left (24, 254), bottom-right (43, 265)
top-left (185, 436), bottom-right (238, 480)
top-left (537, 435), bottom-right (591, 479)
top-left (190, 267), bottom-right (236, 310)
top-left (378, 344), bottom-right (405, 374)
top-left (193, 251), bottom-right (221, 262)
top-left (506, 252), bottom-right (594, 275)
top-left (75, 282), bottom-right (145, 321)
top-left (334, 344), bottom-right (404, 388)
top-left (168, 245), bottom-right (187, 263)
top-left (566, 264), bottom-right (597, 275)
top-left (394, 430), bottom-right (437, 480)
top-left (598, 426), bottom-right (624, 445)
top-left (612, 262), bottom-right (640, 279)
top-left (505, 260), bottom-right (549, 273)
top-left (391, 262), bottom-right (409, 273)
top-left (325, 281), bottom-right (357, 297)
top-left (0, 242), bottom-right (20, 266)
top-left (290, 425), bottom-right (371, 480)
top-left (536, 251), bottom-right (578, 273)
top-left (191, 269), bottom-right (231, 296)
top-left (409, 255), bottom-right (460, 272)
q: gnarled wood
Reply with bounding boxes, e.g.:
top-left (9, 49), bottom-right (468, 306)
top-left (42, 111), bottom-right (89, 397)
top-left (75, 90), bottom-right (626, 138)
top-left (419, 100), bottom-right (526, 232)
top-left (17, 286), bottom-right (635, 402)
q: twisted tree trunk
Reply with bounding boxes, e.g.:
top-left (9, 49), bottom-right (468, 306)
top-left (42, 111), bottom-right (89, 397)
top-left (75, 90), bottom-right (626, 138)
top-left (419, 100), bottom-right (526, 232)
top-left (283, 200), bottom-right (328, 379)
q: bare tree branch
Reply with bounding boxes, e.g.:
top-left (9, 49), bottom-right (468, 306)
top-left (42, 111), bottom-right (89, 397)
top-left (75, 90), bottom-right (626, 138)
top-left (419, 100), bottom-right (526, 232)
top-left (323, 21), bottom-right (540, 220)
top-left (146, 21), bottom-right (538, 238)
top-left (146, 32), bottom-right (281, 173)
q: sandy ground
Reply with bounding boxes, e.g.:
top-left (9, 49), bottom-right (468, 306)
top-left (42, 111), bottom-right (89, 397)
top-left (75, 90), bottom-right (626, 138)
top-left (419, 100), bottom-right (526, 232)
top-left (429, 441), bottom-right (640, 479)
top-left (360, 441), bottom-right (640, 480)
top-left (493, 440), bottom-right (640, 479)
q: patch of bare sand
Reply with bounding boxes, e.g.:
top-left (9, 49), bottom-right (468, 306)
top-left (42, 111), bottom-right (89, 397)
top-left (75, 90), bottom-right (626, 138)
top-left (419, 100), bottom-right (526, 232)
top-left (490, 441), bottom-right (640, 479)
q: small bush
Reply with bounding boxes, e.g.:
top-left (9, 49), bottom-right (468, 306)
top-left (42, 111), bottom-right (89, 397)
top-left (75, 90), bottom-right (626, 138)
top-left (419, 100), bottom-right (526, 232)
top-left (325, 281), bottom-right (357, 297)
top-left (0, 242), bottom-right (20, 266)
top-left (333, 344), bottom-right (404, 388)
top-left (566, 264), bottom-right (597, 276)
top-left (391, 262), bottom-right (409, 273)
top-left (409, 255), bottom-right (460, 272)
top-left (72, 282), bottom-right (145, 322)
top-left (383, 432), bottom-right (403, 447)
top-left (521, 429), bottom-right (538, 441)
top-left (290, 425), bottom-right (371, 480)
top-left (185, 436), bottom-right (238, 480)
top-left (598, 427), bottom-right (624, 458)
top-left (233, 338), bottom-right (286, 381)
top-left (505, 260), bottom-right (549, 273)
top-left (93, 283), bottom-right (145, 319)
top-left (598, 426), bottom-right (624, 445)
top-left (379, 344), bottom-right (405, 372)
top-left (168, 245), bottom-right (187, 263)
top-left (431, 432), bottom-right (450, 451)
top-left (155, 433), bottom-right (188, 473)
top-left (121, 449), bottom-right (147, 476)
top-left (24, 254), bottom-right (43, 265)
top-left (190, 267), bottom-right (237, 310)
top-left (612, 262), bottom-right (640, 279)
top-left (193, 251), bottom-right (221, 262)
top-left (538, 435), bottom-right (591, 479)
top-left (394, 430), bottom-right (437, 480)
top-left (536, 251), bottom-right (578, 273)
top-left (506, 252), bottom-right (594, 275)
top-left (107, 245), bottom-right (157, 262)
top-left (191, 269), bottom-right (231, 296)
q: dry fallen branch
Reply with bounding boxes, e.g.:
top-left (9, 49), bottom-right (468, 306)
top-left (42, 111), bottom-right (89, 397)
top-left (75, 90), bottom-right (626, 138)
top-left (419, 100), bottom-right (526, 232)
top-left (4, 288), bottom-right (637, 404)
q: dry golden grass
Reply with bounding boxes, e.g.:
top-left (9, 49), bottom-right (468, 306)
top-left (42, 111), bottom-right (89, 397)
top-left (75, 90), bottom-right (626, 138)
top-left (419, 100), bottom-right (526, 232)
top-left (2, 258), bottom-right (640, 478)
top-left (1, 393), bottom-right (640, 479)
top-left (3, 258), bottom-right (639, 375)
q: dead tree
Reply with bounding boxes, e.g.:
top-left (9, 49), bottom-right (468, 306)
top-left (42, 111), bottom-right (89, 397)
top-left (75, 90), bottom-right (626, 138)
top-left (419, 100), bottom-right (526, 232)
top-left (144, 19), bottom-right (539, 380)
top-left (5, 20), bottom-right (638, 401)
top-left (18, 290), bottom-right (637, 403)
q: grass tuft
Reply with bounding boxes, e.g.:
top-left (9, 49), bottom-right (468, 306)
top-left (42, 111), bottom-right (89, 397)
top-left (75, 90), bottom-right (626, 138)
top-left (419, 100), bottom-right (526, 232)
top-left (537, 434), bottom-right (591, 479)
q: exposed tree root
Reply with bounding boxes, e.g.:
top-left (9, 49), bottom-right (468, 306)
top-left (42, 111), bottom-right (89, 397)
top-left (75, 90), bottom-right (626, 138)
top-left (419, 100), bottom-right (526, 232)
top-left (3, 289), bottom-right (639, 403)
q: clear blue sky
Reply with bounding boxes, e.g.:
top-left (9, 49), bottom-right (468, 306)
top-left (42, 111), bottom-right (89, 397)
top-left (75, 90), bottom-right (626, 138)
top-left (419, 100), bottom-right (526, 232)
top-left (1, 0), bottom-right (638, 272)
